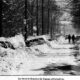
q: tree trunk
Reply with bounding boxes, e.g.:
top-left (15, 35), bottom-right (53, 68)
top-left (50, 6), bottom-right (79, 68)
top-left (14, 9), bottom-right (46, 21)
top-left (42, 0), bottom-right (44, 35)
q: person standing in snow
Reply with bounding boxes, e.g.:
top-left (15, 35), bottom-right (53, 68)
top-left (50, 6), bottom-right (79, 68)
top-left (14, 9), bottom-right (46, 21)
top-left (68, 34), bottom-right (71, 43)
top-left (72, 34), bottom-right (76, 44)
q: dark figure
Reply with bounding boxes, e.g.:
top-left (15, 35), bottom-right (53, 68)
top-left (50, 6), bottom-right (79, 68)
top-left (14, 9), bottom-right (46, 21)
top-left (72, 34), bottom-right (76, 44)
top-left (68, 34), bottom-right (71, 43)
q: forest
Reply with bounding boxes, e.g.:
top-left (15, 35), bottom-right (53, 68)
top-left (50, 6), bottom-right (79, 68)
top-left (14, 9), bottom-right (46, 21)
top-left (2, 0), bottom-right (80, 38)
top-left (2, 0), bottom-right (61, 38)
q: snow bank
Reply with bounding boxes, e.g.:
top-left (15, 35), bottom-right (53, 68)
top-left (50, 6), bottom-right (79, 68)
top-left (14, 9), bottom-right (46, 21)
top-left (7, 34), bottom-right (26, 48)
top-left (0, 37), bottom-right (6, 42)
top-left (0, 46), bottom-right (47, 75)
top-left (57, 36), bottom-right (68, 44)
top-left (0, 34), bottom-right (26, 49)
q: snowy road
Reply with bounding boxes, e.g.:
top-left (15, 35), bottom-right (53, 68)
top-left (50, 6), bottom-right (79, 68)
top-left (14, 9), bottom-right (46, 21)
top-left (39, 43), bottom-right (80, 76)
top-left (29, 43), bottom-right (80, 76)
top-left (0, 39), bottom-right (80, 75)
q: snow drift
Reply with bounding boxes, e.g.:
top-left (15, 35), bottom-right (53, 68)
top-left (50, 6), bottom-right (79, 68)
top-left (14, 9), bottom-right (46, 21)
top-left (0, 34), bottom-right (78, 75)
top-left (0, 34), bottom-right (26, 49)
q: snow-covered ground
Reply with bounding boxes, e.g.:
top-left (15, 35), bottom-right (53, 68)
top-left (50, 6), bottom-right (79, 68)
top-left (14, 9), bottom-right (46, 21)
top-left (0, 34), bottom-right (80, 75)
top-left (50, 36), bottom-right (75, 49)
top-left (0, 34), bottom-right (26, 49)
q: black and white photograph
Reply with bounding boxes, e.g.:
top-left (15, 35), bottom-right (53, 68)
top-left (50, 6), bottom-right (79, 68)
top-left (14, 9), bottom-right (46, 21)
top-left (1, 0), bottom-right (80, 76)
